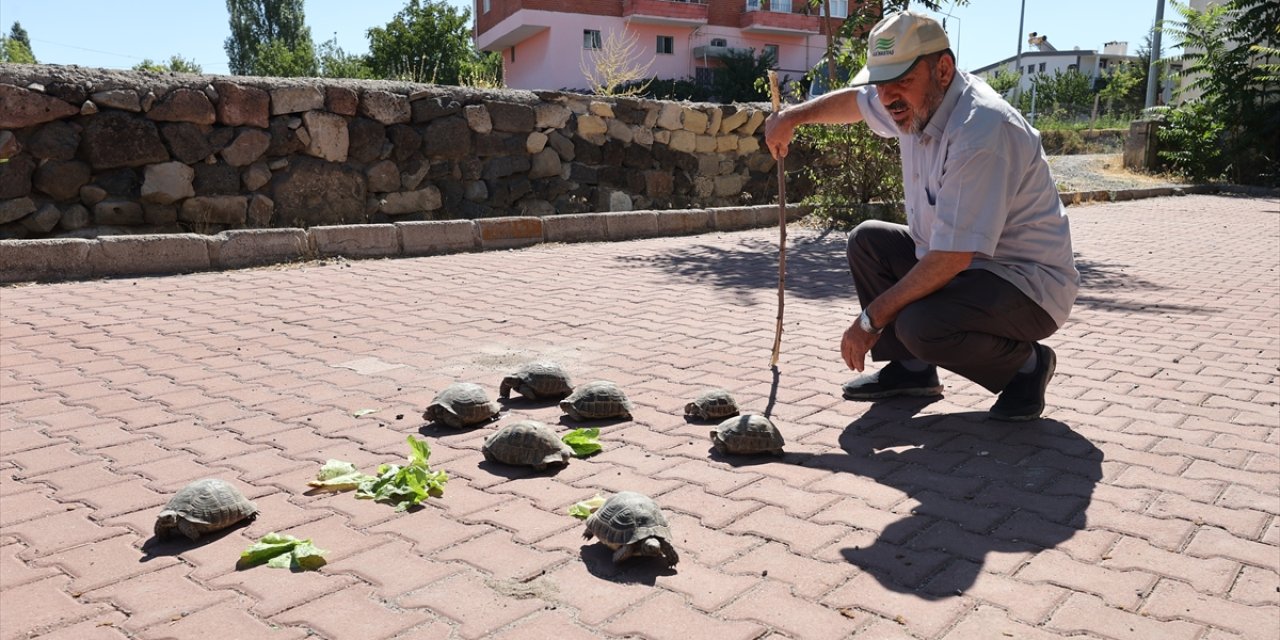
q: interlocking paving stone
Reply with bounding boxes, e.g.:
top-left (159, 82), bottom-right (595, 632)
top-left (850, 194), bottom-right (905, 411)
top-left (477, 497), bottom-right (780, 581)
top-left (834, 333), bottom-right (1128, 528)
top-left (0, 195), bottom-right (1276, 639)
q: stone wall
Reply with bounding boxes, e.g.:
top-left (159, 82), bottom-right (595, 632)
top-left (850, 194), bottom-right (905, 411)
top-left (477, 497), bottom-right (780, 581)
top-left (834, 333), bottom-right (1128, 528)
top-left (0, 64), bottom-right (786, 240)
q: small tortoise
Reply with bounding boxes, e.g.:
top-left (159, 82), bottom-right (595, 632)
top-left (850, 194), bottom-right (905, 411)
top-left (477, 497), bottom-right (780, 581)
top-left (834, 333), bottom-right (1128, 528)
top-left (499, 361), bottom-right (573, 400)
top-left (560, 381), bottom-right (633, 421)
top-left (155, 478), bottom-right (258, 541)
top-left (424, 382), bottom-right (501, 428)
top-left (711, 413), bottom-right (785, 455)
top-left (482, 420), bottom-right (574, 470)
top-left (684, 388), bottom-right (740, 420)
top-left (583, 491), bottom-right (679, 566)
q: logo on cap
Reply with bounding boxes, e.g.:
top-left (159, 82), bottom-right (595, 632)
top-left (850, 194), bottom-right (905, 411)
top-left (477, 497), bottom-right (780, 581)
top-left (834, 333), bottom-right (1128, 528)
top-left (873, 37), bottom-right (895, 56)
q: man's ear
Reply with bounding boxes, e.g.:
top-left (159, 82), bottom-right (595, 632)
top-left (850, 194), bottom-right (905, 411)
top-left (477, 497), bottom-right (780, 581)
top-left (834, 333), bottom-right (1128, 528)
top-left (938, 52), bottom-right (956, 87)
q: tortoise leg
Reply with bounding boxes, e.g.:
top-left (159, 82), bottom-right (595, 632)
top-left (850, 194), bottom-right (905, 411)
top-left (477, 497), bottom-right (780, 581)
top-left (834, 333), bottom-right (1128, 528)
top-left (659, 539), bottom-right (681, 566)
top-left (612, 544), bottom-right (635, 564)
top-left (177, 519), bottom-right (203, 541)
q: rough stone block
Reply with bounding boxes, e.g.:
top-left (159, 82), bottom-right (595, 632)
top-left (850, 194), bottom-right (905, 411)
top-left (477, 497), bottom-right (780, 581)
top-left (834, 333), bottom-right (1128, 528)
top-left (682, 108), bottom-right (709, 134)
top-left (179, 196), bottom-right (248, 226)
top-left (213, 82), bottom-right (269, 128)
top-left (0, 238), bottom-right (93, 282)
top-left (309, 224), bottom-right (399, 258)
top-left (712, 206), bottom-right (759, 231)
top-left (668, 130), bottom-right (696, 153)
top-left (88, 234), bottom-right (211, 277)
top-left (654, 209), bottom-right (713, 236)
top-left (604, 211), bottom-right (660, 241)
top-left (476, 217), bottom-right (543, 249)
top-left (359, 90), bottom-right (411, 125)
top-left (542, 213), bottom-right (608, 244)
top-left (209, 228), bottom-right (310, 269)
top-left (577, 115), bottom-right (607, 137)
top-left (397, 220), bottom-right (478, 256)
top-left (271, 86), bottom-right (325, 115)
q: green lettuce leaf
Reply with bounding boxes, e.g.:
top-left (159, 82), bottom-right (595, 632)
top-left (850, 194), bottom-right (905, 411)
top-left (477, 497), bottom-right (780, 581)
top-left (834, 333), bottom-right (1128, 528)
top-left (562, 428), bottom-right (602, 457)
top-left (289, 542), bottom-right (328, 571)
top-left (568, 493), bottom-right (606, 519)
top-left (239, 532), bottom-right (303, 567)
top-left (354, 437), bottom-right (448, 510)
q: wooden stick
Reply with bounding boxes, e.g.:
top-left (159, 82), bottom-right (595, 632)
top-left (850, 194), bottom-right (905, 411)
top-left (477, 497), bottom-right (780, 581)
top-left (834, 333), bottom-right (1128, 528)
top-left (767, 70), bottom-right (786, 367)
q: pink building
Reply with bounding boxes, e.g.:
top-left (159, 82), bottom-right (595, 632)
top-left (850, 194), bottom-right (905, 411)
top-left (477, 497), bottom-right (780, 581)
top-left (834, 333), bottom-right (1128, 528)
top-left (475, 0), bottom-right (857, 92)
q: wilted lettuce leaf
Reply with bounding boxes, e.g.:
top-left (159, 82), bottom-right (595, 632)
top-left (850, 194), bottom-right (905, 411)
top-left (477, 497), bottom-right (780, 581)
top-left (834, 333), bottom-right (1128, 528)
top-left (561, 428), bottom-right (602, 457)
top-left (288, 542), bottom-right (328, 571)
top-left (316, 459), bottom-right (360, 481)
top-left (568, 493), bottom-right (607, 519)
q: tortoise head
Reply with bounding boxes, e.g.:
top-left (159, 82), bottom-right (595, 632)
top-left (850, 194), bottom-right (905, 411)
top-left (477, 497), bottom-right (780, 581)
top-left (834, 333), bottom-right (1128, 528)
top-left (154, 510), bottom-right (180, 537)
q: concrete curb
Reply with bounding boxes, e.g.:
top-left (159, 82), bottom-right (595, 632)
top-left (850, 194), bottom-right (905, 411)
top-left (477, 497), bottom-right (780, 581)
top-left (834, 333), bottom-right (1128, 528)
top-left (3, 187), bottom-right (1264, 284)
top-left (0, 204), bottom-right (806, 284)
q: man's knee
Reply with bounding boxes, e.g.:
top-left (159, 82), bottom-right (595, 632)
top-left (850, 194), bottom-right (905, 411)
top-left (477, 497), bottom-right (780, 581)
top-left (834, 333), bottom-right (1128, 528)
top-left (894, 303), bottom-right (952, 361)
top-left (847, 219), bottom-right (899, 263)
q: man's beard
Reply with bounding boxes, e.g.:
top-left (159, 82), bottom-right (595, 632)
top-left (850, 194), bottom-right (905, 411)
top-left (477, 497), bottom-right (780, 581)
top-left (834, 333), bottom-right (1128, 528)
top-left (889, 79), bottom-right (946, 134)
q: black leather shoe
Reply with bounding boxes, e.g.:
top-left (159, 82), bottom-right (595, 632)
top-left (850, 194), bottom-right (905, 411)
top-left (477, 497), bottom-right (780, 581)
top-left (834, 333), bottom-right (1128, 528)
top-left (989, 343), bottom-right (1057, 421)
top-left (842, 361), bottom-right (943, 400)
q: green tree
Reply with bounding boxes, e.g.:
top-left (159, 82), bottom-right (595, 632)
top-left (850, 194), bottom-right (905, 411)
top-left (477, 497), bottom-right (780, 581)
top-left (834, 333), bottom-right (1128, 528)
top-left (366, 0), bottom-right (472, 84)
top-left (316, 37), bottom-right (373, 79)
top-left (1156, 0), bottom-right (1279, 184)
top-left (1, 21), bottom-right (37, 64)
top-left (133, 55), bottom-right (203, 74)
top-left (225, 0), bottom-right (317, 76)
top-left (1018, 68), bottom-right (1093, 121)
top-left (460, 50), bottom-right (503, 88)
top-left (984, 68), bottom-right (1019, 97)
top-left (714, 48), bottom-right (777, 103)
top-left (1096, 61), bottom-right (1145, 117)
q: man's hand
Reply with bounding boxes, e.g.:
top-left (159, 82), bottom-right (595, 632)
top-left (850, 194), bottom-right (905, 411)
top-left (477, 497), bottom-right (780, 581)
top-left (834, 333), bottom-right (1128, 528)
top-left (763, 111), bottom-right (794, 159)
top-left (841, 320), bottom-right (880, 372)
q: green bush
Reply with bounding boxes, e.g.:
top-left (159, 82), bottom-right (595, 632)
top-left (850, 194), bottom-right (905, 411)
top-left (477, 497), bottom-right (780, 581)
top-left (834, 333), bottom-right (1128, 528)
top-left (1152, 102), bottom-right (1226, 182)
top-left (793, 123), bottom-right (903, 229)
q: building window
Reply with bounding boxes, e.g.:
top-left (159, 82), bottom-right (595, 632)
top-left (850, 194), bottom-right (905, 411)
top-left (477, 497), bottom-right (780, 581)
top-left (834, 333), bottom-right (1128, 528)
top-left (1038, 62), bottom-right (1046, 72)
top-left (584, 29), bottom-right (601, 50)
top-left (763, 44), bottom-right (779, 67)
top-left (710, 37), bottom-right (727, 47)
top-left (510, 46), bottom-right (515, 62)
top-left (824, 0), bottom-right (849, 18)
top-left (482, 0), bottom-right (490, 13)
top-left (657, 35), bottom-right (674, 55)
top-left (1027, 64), bottom-right (1034, 74)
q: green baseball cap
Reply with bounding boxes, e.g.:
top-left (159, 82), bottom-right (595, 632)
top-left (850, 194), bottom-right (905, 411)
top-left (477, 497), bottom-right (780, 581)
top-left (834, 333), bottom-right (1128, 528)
top-left (851, 10), bottom-right (951, 86)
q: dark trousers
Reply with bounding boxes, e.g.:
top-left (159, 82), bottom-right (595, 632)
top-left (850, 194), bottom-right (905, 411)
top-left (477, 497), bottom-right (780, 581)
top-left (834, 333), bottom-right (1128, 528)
top-left (847, 220), bottom-right (1058, 393)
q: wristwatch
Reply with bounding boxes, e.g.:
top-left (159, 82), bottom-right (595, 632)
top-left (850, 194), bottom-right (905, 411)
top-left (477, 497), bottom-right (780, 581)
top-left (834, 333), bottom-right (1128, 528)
top-left (858, 309), bottom-right (883, 335)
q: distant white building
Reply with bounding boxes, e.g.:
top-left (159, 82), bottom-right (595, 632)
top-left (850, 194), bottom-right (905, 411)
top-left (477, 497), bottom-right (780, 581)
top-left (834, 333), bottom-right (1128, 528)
top-left (970, 36), bottom-right (1141, 95)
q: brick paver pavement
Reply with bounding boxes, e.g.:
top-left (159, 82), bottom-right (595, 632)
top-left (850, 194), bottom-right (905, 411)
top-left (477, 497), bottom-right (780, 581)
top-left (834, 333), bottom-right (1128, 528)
top-left (1, 193), bottom-right (1277, 639)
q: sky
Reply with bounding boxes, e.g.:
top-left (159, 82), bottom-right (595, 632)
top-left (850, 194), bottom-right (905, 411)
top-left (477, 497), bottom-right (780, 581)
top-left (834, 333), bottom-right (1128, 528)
top-left (0, 0), bottom-right (1174, 76)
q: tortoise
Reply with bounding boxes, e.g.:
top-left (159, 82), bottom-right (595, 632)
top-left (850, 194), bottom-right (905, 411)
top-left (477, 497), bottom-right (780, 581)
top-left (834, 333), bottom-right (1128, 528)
top-left (582, 491), bottom-right (679, 566)
top-left (482, 420), bottom-right (574, 470)
top-left (684, 388), bottom-right (740, 420)
top-left (560, 381), bottom-right (633, 421)
top-left (155, 478), bottom-right (258, 541)
top-left (423, 382), bottom-right (501, 428)
top-left (711, 413), bottom-right (785, 455)
top-left (499, 361), bottom-right (573, 400)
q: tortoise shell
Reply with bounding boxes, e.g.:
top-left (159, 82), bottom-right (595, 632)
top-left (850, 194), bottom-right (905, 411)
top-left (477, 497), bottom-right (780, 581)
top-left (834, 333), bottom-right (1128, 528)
top-left (482, 420), bottom-right (574, 470)
top-left (684, 388), bottom-right (740, 420)
top-left (424, 382), bottom-right (501, 428)
top-left (499, 361), bottom-right (573, 400)
top-left (155, 478), bottom-right (258, 541)
top-left (560, 381), bottom-right (633, 421)
top-left (582, 491), bottom-right (679, 566)
top-left (711, 413), bottom-right (785, 455)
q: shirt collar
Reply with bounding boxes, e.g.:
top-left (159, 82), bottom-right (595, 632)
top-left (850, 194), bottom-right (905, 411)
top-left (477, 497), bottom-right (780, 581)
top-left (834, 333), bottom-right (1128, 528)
top-left (921, 70), bottom-right (968, 141)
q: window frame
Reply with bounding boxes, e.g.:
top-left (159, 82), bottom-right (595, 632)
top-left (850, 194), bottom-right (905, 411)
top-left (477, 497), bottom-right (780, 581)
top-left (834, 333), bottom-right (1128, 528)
top-left (584, 29), bottom-right (602, 50)
top-left (657, 35), bottom-right (674, 55)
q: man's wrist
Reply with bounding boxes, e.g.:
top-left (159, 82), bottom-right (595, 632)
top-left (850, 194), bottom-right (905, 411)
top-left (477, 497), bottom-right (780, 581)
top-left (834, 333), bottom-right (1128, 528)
top-left (858, 309), bottom-right (883, 335)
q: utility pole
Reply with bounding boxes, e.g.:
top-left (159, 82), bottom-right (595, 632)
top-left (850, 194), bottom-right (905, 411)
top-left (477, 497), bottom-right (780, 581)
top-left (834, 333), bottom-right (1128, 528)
top-left (1013, 0), bottom-right (1027, 100)
top-left (1144, 0), bottom-right (1165, 109)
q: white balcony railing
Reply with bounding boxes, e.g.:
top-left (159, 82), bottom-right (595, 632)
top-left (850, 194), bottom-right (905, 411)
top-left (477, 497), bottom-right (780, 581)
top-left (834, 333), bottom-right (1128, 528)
top-left (746, 0), bottom-right (794, 13)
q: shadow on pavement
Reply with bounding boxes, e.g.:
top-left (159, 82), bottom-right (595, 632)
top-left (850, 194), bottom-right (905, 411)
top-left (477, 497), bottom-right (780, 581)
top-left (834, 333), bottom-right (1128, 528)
top-left (138, 520), bottom-right (250, 562)
top-left (752, 398), bottom-right (1101, 599)
top-left (578, 542), bottom-right (677, 586)
top-left (1075, 255), bottom-right (1218, 314)
top-left (617, 232), bottom-right (851, 301)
